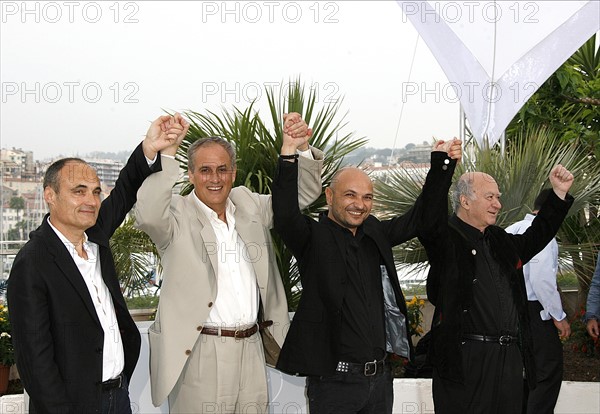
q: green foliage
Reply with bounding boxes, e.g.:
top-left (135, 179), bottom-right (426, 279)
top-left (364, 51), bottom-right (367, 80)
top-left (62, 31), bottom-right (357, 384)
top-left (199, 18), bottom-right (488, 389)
top-left (8, 197), bottom-right (24, 211)
top-left (406, 296), bottom-right (425, 337)
top-left (178, 79), bottom-right (366, 310)
top-left (566, 308), bottom-right (600, 359)
top-left (507, 35), bottom-right (600, 159)
top-left (0, 304), bottom-right (14, 366)
top-left (110, 216), bottom-right (160, 297)
top-left (125, 295), bottom-right (160, 310)
top-left (557, 272), bottom-right (579, 290)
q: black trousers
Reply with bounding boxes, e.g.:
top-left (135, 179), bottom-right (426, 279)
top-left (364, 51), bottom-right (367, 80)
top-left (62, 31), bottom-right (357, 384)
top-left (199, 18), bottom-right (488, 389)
top-left (306, 363), bottom-right (393, 414)
top-left (522, 301), bottom-right (563, 414)
top-left (433, 340), bottom-right (523, 414)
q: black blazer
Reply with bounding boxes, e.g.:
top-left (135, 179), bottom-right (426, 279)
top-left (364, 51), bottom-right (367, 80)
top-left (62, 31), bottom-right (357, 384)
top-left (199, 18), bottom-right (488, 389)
top-left (272, 152), bottom-right (456, 376)
top-left (7, 144), bottom-right (158, 414)
top-left (423, 191), bottom-right (573, 385)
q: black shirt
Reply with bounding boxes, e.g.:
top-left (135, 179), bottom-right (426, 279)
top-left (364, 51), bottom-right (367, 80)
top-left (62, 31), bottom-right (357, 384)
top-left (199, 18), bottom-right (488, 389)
top-left (321, 214), bottom-right (387, 362)
top-left (451, 215), bottom-right (519, 335)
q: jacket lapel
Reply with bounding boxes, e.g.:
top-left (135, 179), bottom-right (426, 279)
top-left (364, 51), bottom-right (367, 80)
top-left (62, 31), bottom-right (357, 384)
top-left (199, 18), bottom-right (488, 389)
top-left (234, 209), bottom-right (269, 293)
top-left (40, 218), bottom-right (102, 327)
top-left (187, 196), bottom-right (220, 278)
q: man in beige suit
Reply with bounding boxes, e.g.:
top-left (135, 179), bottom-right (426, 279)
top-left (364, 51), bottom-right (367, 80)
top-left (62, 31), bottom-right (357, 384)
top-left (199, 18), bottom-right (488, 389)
top-left (135, 113), bottom-right (323, 413)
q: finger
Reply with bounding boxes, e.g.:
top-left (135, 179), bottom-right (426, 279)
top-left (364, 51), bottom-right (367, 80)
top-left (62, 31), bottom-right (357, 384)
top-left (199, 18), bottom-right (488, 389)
top-left (433, 140), bottom-right (445, 150)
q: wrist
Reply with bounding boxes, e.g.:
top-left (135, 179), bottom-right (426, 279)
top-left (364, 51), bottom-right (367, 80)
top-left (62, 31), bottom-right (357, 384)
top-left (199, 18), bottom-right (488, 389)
top-left (280, 145), bottom-right (297, 156)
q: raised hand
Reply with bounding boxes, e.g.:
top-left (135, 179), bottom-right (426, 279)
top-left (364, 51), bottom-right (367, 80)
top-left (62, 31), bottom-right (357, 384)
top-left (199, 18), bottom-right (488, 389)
top-left (281, 112), bottom-right (312, 156)
top-left (143, 113), bottom-right (190, 159)
top-left (433, 138), bottom-right (462, 162)
top-left (548, 164), bottom-right (574, 200)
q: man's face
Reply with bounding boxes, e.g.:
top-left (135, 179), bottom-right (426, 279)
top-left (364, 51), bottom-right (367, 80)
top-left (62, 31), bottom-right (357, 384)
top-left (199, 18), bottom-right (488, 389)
top-left (44, 162), bottom-right (102, 234)
top-left (460, 172), bottom-right (502, 232)
top-left (188, 144), bottom-right (236, 213)
top-left (325, 168), bottom-right (373, 234)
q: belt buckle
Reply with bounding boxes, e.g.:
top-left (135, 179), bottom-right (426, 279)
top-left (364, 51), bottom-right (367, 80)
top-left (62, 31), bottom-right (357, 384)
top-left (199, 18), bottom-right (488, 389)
top-left (364, 360), bottom-right (377, 376)
top-left (234, 328), bottom-right (242, 339)
top-left (499, 335), bottom-right (512, 346)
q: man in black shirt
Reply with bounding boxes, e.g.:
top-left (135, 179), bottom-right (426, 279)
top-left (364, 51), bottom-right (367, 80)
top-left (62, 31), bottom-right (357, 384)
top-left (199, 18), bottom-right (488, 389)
top-left (272, 140), bottom-right (461, 413)
top-left (424, 167), bottom-right (574, 414)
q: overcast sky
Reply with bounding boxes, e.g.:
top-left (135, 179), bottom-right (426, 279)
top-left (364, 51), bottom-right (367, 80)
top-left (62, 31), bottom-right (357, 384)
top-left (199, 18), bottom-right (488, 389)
top-left (1, 1), bottom-right (459, 160)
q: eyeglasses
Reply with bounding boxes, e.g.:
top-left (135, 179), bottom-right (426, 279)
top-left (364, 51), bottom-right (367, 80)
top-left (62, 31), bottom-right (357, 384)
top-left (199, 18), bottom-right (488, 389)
top-left (195, 165), bottom-right (235, 179)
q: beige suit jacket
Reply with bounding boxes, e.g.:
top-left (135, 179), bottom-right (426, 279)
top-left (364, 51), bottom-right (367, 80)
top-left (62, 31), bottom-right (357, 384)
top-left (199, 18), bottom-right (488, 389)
top-left (134, 150), bottom-right (323, 406)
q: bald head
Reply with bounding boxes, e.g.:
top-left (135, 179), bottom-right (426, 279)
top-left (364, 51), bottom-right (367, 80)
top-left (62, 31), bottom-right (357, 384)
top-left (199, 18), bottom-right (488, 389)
top-left (326, 167), bottom-right (373, 235)
top-left (453, 171), bottom-right (502, 232)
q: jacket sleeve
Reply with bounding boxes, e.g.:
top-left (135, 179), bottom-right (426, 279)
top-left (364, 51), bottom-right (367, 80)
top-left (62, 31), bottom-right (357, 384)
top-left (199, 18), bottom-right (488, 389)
top-left (96, 142), bottom-right (160, 238)
top-left (272, 158), bottom-right (314, 258)
top-left (134, 155), bottom-right (180, 251)
top-left (384, 151), bottom-right (456, 246)
top-left (585, 251), bottom-right (600, 321)
top-left (7, 250), bottom-right (72, 414)
top-left (509, 191), bottom-right (573, 265)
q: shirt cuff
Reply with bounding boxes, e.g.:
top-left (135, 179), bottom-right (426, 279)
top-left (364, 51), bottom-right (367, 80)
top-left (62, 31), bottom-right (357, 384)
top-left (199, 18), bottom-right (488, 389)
top-left (298, 147), bottom-right (314, 160)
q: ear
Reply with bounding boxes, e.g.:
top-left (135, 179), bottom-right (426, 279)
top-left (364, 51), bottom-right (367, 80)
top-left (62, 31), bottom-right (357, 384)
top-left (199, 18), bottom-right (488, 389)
top-left (460, 194), bottom-right (469, 210)
top-left (325, 187), bottom-right (333, 206)
top-left (44, 187), bottom-right (56, 207)
top-left (231, 167), bottom-right (237, 184)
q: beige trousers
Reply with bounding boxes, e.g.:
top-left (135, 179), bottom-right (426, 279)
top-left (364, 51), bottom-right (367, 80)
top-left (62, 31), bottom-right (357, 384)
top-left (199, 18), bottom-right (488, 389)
top-left (168, 330), bottom-right (268, 414)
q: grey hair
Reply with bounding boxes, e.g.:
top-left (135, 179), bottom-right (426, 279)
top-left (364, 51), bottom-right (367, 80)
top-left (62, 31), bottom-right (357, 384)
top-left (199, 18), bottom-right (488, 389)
top-left (451, 174), bottom-right (476, 212)
top-left (187, 137), bottom-right (236, 171)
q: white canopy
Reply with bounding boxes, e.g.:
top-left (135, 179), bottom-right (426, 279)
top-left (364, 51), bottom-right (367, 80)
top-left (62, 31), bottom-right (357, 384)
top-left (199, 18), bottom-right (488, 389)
top-left (397, 0), bottom-right (600, 147)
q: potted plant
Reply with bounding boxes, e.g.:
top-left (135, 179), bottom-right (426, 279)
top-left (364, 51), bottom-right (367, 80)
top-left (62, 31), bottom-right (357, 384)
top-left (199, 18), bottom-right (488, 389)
top-left (0, 303), bottom-right (15, 395)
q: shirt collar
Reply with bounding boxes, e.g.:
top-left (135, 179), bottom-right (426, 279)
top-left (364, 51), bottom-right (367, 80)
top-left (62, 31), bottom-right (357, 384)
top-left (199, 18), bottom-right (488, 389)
top-left (192, 191), bottom-right (236, 225)
top-left (450, 214), bottom-right (485, 242)
top-left (319, 211), bottom-right (364, 239)
top-left (46, 217), bottom-right (95, 259)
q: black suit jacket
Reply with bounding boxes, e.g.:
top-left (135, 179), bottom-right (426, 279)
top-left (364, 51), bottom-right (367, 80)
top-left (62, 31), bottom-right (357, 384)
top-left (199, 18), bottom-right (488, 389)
top-left (7, 143), bottom-right (159, 414)
top-left (423, 191), bottom-right (573, 386)
top-left (272, 152), bottom-right (456, 376)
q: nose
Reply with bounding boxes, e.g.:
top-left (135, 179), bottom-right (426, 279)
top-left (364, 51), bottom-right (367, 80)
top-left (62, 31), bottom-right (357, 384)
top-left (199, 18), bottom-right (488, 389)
top-left (84, 192), bottom-right (100, 207)
top-left (493, 198), bottom-right (502, 209)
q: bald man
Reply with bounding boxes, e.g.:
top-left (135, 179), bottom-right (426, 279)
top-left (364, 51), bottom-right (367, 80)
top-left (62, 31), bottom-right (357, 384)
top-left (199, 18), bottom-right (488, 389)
top-left (424, 167), bottom-right (575, 414)
top-left (272, 140), bottom-right (461, 413)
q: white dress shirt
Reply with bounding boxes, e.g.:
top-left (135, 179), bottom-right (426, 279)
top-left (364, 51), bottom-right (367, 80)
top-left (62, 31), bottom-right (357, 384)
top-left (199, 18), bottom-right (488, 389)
top-left (506, 214), bottom-right (567, 321)
top-left (194, 196), bottom-right (259, 327)
top-left (47, 218), bottom-right (125, 381)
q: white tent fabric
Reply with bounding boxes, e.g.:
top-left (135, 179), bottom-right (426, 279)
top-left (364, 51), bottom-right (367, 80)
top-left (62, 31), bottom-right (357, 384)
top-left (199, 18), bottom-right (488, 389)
top-left (397, 0), bottom-right (600, 147)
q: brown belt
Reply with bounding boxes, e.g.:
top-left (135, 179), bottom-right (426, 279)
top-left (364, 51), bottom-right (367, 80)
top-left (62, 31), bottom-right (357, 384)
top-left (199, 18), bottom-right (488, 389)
top-left (200, 321), bottom-right (273, 338)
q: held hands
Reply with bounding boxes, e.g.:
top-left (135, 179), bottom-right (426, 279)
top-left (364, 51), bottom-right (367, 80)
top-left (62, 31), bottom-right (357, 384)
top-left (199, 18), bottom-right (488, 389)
top-left (142, 113), bottom-right (190, 159)
top-left (549, 164), bottom-right (574, 200)
top-left (433, 138), bottom-right (462, 162)
top-left (281, 112), bottom-right (312, 156)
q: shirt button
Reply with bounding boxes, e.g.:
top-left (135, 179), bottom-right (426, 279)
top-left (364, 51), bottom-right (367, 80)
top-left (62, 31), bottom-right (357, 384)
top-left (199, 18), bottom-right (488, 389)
top-left (442, 165), bottom-right (448, 171)
top-left (444, 159), bottom-right (450, 165)
top-left (208, 302), bottom-right (213, 308)
top-left (185, 350), bottom-right (192, 356)
top-left (472, 278), bottom-right (478, 284)
top-left (463, 309), bottom-right (468, 313)
top-left (471, 249), bottom-right (477, 255)
top-left (197, 326), bottom-right (202, 331)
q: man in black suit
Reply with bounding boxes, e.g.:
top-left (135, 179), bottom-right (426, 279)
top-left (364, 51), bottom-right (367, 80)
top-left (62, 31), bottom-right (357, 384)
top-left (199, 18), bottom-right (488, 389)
top-left (7, 114), bottom-right (187, 413)
top-left (272, 139), bottom-right (461, 413)
top-left (424, 167), bottom-right (574, 414)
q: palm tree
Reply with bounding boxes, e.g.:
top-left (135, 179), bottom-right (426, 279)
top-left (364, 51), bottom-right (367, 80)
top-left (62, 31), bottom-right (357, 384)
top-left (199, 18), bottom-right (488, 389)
top-left (375, 128), bottom-right (600, 313)
top-left (175, 79), bottom-right (367, 309)
top-left (110, 216), bottom-right (160, 299)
